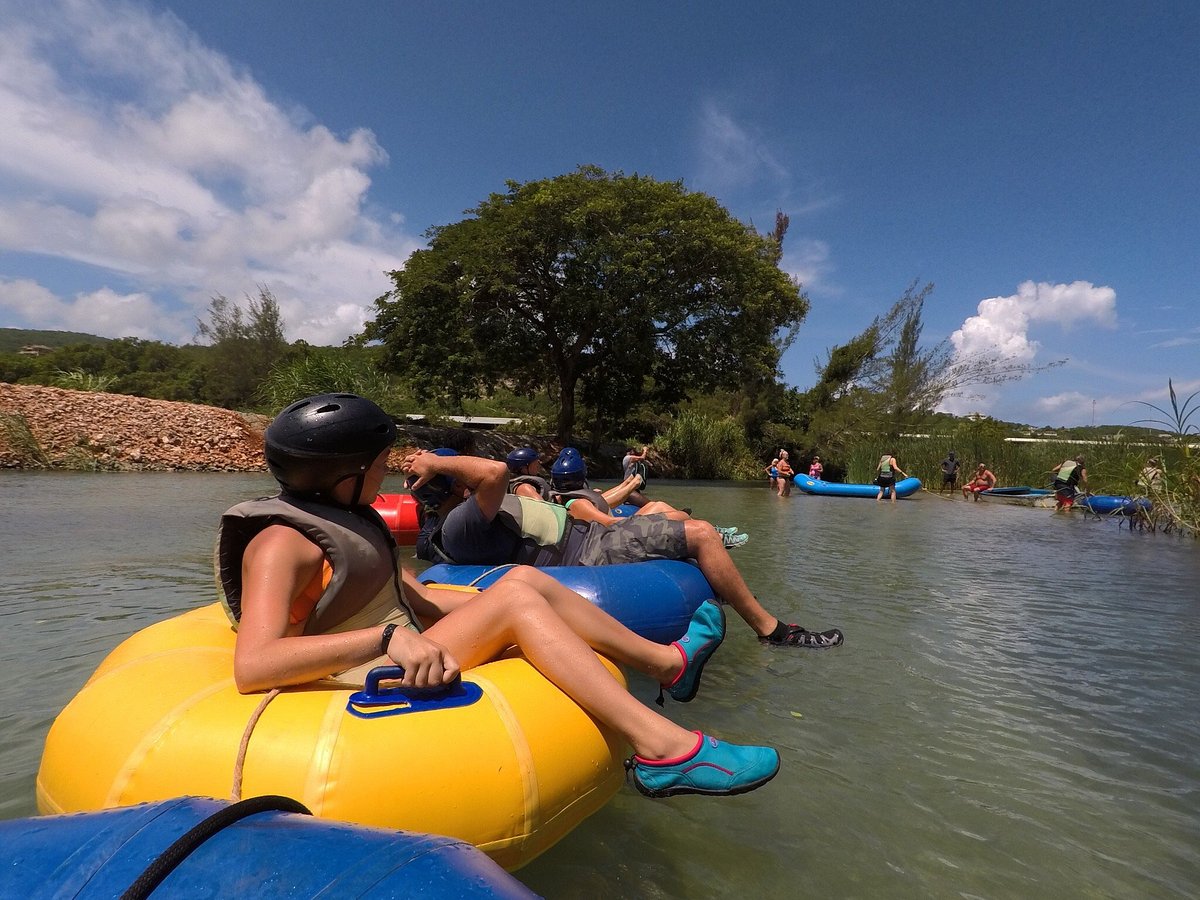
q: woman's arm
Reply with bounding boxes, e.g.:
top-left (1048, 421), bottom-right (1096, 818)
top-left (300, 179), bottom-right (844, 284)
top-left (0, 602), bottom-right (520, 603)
top-left (234, 526), bottom-right (458, 692)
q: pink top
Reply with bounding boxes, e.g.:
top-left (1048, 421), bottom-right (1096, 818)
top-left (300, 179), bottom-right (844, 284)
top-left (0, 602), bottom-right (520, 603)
top-left (808, 462), bottom-right (823, 479)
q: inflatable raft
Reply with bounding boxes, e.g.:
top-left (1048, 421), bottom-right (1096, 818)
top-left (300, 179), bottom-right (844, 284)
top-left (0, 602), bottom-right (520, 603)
top-left (978, 486), bottom-right (1055, 506)
top-left (793, 475), bottom-right (922, 499)
top-left (0, 796), bottom-right (535, 898)
top-left (419, 560), bottom-right (713, 644)
top-left (1073, 494), bottom-right (1152, 516)
top-left (37, 602), bottom-right (626, 872)
top-left (372, 492), bottom-right (421, 545)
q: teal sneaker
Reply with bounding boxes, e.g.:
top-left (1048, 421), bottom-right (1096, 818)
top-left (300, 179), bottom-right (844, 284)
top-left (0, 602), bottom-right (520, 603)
top-left (626, 732), bottom-right (781, 798)
top-left (658, 599), bottom-right (725, 705)
top-left (722, 531), bottom-right (750, 549)
top-left (715, 525), bottom-right (740, 537)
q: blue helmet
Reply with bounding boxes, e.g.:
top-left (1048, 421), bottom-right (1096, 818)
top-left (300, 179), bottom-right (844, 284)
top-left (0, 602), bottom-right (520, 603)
top-left (506, 446), bottom-right (540, 474)
top-left (551, 447), bottom-right (587, 492)
top-left (405, 448), bottom-right (458, 508)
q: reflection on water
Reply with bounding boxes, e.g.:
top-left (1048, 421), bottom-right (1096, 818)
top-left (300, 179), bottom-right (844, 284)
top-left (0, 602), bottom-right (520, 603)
top-left (2, 472), bottom-right (1198, 897)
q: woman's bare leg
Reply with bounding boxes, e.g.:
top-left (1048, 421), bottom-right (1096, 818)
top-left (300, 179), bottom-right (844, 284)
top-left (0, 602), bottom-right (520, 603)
top-left (421, 579), bottom-right (697, 760)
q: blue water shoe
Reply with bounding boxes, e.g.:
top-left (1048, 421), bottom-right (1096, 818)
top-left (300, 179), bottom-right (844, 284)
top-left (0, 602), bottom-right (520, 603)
top-left (657, 599), bottom-right (725, 705)
top-left (627, 732), bottom-right (781, 798)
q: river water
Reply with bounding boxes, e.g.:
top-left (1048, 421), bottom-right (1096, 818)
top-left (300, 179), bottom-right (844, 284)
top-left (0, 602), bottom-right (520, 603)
top-left (2, 472), bottom-right (1197, 898)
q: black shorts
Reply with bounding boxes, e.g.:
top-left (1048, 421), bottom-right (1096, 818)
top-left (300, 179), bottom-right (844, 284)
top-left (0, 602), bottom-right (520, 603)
top-left (876, 475), bottom-right (896, 488)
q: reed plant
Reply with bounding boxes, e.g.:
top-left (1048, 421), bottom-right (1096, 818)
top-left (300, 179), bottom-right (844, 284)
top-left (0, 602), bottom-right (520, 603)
top-left (1125, 380), bottom-right (1199, 536)
top-left (655, 411), bottom-right (757, 479)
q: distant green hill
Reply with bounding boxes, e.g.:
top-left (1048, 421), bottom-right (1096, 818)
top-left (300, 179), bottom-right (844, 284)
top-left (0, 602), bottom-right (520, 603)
top-left (0, 328), bottom-right (111, 353)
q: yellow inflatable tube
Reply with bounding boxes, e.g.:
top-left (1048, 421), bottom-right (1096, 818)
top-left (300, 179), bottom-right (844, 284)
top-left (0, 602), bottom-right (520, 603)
top-left (37, 602), bottom-right (627, 871)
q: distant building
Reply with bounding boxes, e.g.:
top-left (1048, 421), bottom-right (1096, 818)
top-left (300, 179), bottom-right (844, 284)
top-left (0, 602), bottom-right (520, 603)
top-left (18, 345), bottom-right (54, 356)
top-left (403, 414), bottom-right (522, 430)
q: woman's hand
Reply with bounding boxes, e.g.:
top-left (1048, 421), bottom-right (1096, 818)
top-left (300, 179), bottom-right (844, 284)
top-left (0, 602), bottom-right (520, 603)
top-left (384, 627), bottom-right (461, 688)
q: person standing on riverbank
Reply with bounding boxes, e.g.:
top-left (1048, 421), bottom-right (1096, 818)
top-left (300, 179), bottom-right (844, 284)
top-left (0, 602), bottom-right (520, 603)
top-left (219, 393), bottom-right (780, 798)
top-left (939, 451), bottom-right (960, 495)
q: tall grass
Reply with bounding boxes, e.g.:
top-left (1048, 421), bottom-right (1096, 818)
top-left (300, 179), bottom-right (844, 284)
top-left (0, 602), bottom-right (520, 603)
top-left (656, 412), bottom-right (756, 479)
top-left (257, 355), bottom-right (406, 413)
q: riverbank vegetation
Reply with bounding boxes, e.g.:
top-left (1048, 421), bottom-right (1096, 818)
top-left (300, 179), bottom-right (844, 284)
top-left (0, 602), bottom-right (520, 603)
top-left (2, 167), bottom-right (1195, 534)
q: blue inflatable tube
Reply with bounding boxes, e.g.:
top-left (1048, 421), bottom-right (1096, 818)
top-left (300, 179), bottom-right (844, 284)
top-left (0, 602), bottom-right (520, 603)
top-left (793, 475), bottom-right (922, 499)
top-left (0, 796), bottom-right (537, 898)
top-left (1077, 494), bottom-right (1152, 515)
top-left (420, 560), bottom-right (713, 644)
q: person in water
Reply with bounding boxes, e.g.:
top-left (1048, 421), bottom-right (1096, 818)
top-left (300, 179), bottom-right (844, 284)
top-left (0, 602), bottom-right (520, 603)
top-left (540, 447), bottom-right (749, 550)
top-left (507, 447), bottom-right (687, 528)
top-left (939, 451), bottom-right (960, 495)
top-left (407, 448), bottom-right (844, 648)
top-left (807, 455), bottom-right (824, 480)
top-left (620, 446), bottom-right (651, 507)
top-left (962, 463), bottom-right (996, 501)
top-left (1050, 455), bottom-right (1087, 509)
top-left (216, 393), bottom-right (780, 798)
top-left (874, 451), bottom-right (908, 503)
top-left (764, 454), bottom-right (780, 490)
top-left (775, 450), bottom-right (794, 497)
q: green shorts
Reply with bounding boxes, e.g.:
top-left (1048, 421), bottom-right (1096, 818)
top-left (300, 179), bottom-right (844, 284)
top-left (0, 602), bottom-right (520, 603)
top-left (577, 513), bottom-right (688, 566)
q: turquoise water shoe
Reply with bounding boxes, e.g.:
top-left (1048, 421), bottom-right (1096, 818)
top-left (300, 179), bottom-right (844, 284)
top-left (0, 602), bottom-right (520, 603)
top-left (659, 599), bottom-right (725, 705)
top-left (715, 525), bottom-right (741, 537)
top-left (626, 732), bottom-right (781, 798)
top-left (722, 532), bottom-right (750, 549)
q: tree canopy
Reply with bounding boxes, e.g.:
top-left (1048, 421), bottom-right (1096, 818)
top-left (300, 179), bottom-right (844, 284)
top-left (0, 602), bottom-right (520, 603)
top-left (362, 166), bottom-right (809, 439)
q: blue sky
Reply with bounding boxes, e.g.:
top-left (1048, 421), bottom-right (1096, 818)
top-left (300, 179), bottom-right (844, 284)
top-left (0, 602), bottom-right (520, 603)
top-left (1, 0), bottom-right (1197, 427)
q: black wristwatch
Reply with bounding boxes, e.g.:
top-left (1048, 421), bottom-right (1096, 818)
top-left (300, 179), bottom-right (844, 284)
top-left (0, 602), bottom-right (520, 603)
top-left (380, 623), bottom-right (398, 655)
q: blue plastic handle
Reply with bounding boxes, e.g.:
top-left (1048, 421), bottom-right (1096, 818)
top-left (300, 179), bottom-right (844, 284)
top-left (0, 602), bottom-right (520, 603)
top-left (346, 665), bottom-right (483, 719)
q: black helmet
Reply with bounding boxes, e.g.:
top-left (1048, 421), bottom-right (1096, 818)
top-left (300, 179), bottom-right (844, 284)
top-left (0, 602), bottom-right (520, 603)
top-left (506, 446), bottom-right (540, 474)
top-left (264, 393), bottom-right (396, 502)
top-left (551, 447), bottom-right (587, 492)
top-left (405, 448), bottom-right (459, 508)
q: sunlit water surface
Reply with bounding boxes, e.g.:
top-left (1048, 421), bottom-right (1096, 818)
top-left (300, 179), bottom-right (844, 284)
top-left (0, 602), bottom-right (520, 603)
top-left (2, 472), bottom-right (1197, 898)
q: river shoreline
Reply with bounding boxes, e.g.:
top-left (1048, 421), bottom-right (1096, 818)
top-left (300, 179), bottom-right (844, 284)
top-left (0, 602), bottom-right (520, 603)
top-left (0, 382), bottom-right (652, 476)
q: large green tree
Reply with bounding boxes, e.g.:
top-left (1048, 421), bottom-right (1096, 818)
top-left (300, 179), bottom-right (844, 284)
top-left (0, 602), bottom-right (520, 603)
top-left (363, 166), bottom-right (809, 439)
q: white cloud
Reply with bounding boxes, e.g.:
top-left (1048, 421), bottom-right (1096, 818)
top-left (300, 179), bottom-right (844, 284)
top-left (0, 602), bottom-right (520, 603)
top-left (950, 281), bottom-right (1118, 363)
top-left (0, 0), bottom-right (418, 344)
top-left (0, 279), bottom-right (177, 341)
top-left (781, 239), bottom-right (833, 293)
top-left (694, 100), bottom-right (790, 195)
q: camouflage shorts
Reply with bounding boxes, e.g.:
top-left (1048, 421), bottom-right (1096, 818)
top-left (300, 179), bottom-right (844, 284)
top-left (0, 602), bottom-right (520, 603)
top-left (577, 513), bottom-right (688, 566)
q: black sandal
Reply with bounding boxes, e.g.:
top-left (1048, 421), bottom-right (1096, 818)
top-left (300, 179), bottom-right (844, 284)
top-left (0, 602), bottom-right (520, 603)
top-left (760, 624), bottom-right (844, 648)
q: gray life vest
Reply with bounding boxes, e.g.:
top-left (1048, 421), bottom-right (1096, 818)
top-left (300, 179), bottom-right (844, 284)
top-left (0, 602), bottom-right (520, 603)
top-left (215, 493), bottom-right (420, 634)
top-left (508, 474), bottom-right (552, 501)
top-left (552, 488), bottom-right (612, 514)
top-left (426, 494), bottom-right (592, 567)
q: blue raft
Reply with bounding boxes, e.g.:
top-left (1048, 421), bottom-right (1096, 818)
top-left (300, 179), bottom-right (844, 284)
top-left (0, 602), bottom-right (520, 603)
top-left (1074, 494), bottom-right (1152, 516)
top-left (0, 796), bottom-right (536, 899)
top-left (420, 560), bottom-right (713, 644)
top-left (793, 475), bottom-right (922, 499)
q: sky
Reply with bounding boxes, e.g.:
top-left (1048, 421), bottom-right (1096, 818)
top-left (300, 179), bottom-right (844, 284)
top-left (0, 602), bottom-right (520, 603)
top-left (1, 0), bottom-right (1197, 428)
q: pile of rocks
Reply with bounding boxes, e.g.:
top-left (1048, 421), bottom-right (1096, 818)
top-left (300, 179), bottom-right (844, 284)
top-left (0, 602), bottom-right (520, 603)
top-left (1, 382), bottom-right (654, 477)
top-left (0, 383), bottom-right (271, 472)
